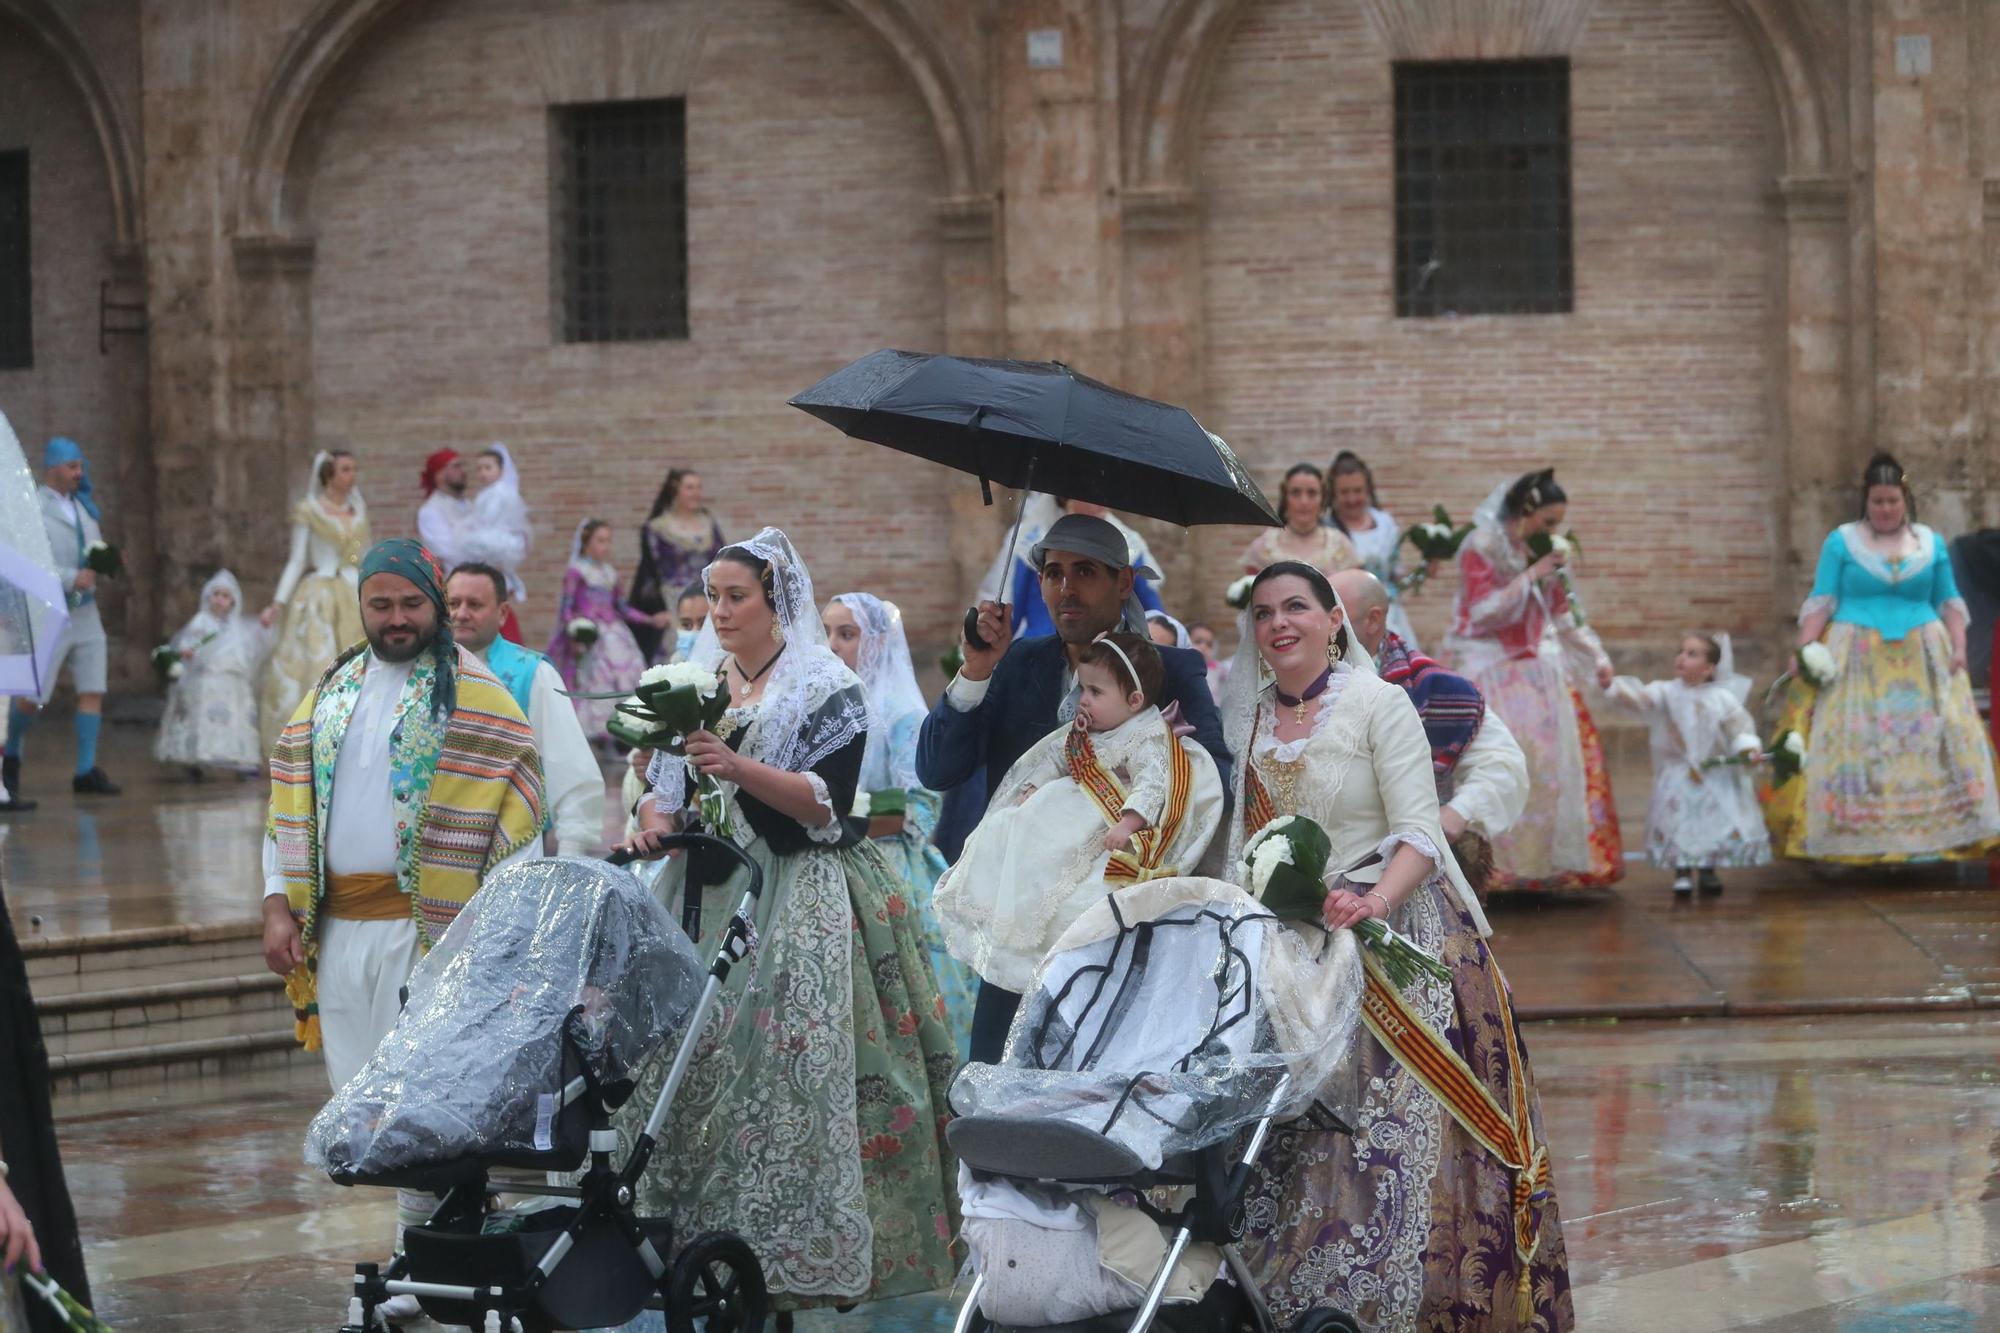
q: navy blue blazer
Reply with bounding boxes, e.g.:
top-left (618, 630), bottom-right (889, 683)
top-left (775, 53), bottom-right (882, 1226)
top-left (916, 636), bottom-right (1232, 848)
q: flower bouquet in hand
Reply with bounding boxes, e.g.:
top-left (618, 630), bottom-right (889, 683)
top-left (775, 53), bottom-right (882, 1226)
top-left (587, 663), bottom-right (734, 833)
top-left (83, 540), bottom-right (122, 578)
top-left (565, 617), bottom-right (600, 649)
top-left (150, 643), bottom-right (184, 685)
top-left (1762, 643), bottom-right (1837, 709)
top-left (1240, 815), bottom-right (1451, 989)
top-left (22, 1270), bottom-right (116, 1332)
top-left (1701, 729), bottom-right (1807, 788)
top-left (1397, 505), bottom-right (1473, 595)
top-left (1524, 529), bottom-right (1586, 627)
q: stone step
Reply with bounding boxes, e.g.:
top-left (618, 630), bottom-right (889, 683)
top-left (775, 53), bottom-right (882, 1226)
top-left (23, 919), bottom-right (267, 990)
top-left (38, 971), bottom-right (292, 1058)
top-left (46, 1030), bottom-right (312, 1102)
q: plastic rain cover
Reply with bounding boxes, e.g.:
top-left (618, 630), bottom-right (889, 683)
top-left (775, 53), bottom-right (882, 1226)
top-left (306, 857), bottom-right (704, 1179)
top-left (949, 877), bottom-right (1366, 1169)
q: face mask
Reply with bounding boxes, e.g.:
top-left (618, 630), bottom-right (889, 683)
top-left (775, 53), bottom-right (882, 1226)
top-left (675, 628), bottom-right (699, 660)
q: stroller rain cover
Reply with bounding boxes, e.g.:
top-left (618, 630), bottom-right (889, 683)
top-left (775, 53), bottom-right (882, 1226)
top-left (949, 876), bottom-right (1368, 1169)
top-left (306, 857), bottom-right (704, 1181)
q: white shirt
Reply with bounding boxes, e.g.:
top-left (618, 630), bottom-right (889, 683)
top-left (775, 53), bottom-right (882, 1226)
top-left (416, 492), bottom-right (476, 572)
top-left (517, 655), bottom-right (605, 856)
top-left (1444, 707), bottom-right (1529, 839)
top-left (262, 652), bottom-right (535, 897)
top-left (39, 484), bottom-right (103, 592)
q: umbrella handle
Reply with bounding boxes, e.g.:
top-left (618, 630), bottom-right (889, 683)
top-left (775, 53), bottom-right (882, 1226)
top-left (965, 457), bottom-right (1040, 652)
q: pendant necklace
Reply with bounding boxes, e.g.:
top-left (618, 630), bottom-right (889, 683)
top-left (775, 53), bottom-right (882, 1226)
top-left (1274, 666), bottom-right (1334, 727)
top-left (731, 642), bottom-right (785, 701)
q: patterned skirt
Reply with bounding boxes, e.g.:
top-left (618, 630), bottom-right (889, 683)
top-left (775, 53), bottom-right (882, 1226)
top-left (1239, 873), bottom-right (1575, 1331)
top-left (1473, 651), bottom-right (1623, 893)
top-left (601, 835), bottom-right (959, 1312)
top-left (1766, 621), bottom-right (2000, 863)
top-left (871, 792), bottom-right (977, 1060)
top-left (260, 574), bottom-right (363, 750)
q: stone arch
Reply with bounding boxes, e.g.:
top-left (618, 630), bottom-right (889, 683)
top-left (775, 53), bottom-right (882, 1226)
top-left (0, 0), bottom-right (143, 250)
top-left (234, 0), bottom-right (985, 239)
top-left (1125, 0), bottom-right (1839, 191)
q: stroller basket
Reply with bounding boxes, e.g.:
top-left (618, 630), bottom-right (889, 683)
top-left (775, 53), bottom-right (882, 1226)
top-left (403, 1206), bottom-right (673, 1332)
top-left (318, 842), bottom-right (772, 1333)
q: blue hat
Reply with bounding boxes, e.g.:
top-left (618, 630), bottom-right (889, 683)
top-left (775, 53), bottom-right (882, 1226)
top-left (43, 437), bottom-right (100, 521)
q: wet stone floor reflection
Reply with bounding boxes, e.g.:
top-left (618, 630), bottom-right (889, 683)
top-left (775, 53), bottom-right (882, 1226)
top-left (44, 1012), bottom-right (2000, 1331)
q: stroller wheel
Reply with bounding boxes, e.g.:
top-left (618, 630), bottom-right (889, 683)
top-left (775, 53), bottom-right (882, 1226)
top-left (666, 1231), bottom-right (768, 1333)
top-left (1289, 1311), bottom-right (1362, 1333)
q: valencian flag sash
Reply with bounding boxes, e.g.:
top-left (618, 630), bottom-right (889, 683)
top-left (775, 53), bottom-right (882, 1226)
top-left (1065, 718), bottom-right (1195, 883)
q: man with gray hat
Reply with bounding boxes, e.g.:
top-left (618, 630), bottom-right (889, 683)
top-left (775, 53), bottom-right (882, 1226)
top-left (918, 511), bottom-right (1229, 1062)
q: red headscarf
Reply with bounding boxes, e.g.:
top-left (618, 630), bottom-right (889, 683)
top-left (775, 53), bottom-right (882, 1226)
top-left (420, 448), bottom-right (460, 497)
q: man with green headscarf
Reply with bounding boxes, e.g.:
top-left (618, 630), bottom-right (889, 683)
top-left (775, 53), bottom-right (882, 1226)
top-left (258, 538), bottom-right (544, 1316)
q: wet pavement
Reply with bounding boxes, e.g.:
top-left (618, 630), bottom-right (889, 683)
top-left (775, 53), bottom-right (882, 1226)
top-left (12, 728), bottom-right (2000, 1328)
top-left (46, 1013), bottom-right (2000, 1330)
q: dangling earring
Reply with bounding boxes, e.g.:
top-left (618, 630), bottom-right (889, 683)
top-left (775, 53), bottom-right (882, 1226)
top-left (769, 621), bottom-right (784, 644)
top-left (1328, 635), bottom-right (1344, 666)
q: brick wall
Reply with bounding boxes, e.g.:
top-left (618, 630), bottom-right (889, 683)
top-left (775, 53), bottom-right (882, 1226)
top-left (0, 14), bottom-right (148, 654)
top-left (1192, 0), bottom-right (1789, 679)
top-left (303, 0), bottom-right (954, 652)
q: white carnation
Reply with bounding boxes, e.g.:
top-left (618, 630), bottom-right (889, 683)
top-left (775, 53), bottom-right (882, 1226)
top-left (1548, 534), bottom-right (1574, 557)
top-left (1423, 523), bottom-right (1453, 542)
top-left (851, 788), bottom-right (873, 819)
top-left (1240, 824), bottom-right (1304, 896)
top-left (1798, 643), bottom-right (1836, 686)
top-left (86, 540), bottom-right (110, 556)
top-left (167, 661), bottom-right (185, 682)
top-left (1729, 732), bottom-right (1762, 756)
top-left (1782, 731), bottom-right (1806, 757)
top-left (639, 661), bottom-right (722, 697)
top-left (1225, 575), bottom-right (1256, 608)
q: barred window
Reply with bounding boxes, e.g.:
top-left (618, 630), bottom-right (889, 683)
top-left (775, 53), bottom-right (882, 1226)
top-left (552, 99), bottom-right (688, 344)
top-left (1393, 59), bottom-right (1572, 318)
top-left (0, 150), bottom-right (29, 369)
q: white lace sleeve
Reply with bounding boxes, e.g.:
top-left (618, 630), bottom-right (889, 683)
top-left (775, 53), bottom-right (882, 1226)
top-left (1798, 593), bottom-right (1836, 623)
top-left (1375, 829), bottom-right (1443, 872)
top-left (645, 750), bottom-right (689, 817)
top-left (1940, 596), bottom-right (1970, 623)
top-left (802, 772), bottom-right (844, 842)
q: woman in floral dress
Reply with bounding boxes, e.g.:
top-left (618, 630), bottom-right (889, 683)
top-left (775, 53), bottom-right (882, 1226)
top-left (1767, 452), bottom-right (2000, 861)
top-left (627, 467), bottom-right (724, 662)
top-left (546, 519), bottom-right (663, 745)
top-left (823, 591), bottom-right (977, 1056)
top-left (1227, 560), bottom-right (1574, 1331)
top-left (616, 529), bottom-right (957, 1318)
top-left (1443, 470), bottom-right (1622, 893)
top-left (258, 450), bottom-right (368, 748)
top-left (1240, 463), bottom-right (1361, 580)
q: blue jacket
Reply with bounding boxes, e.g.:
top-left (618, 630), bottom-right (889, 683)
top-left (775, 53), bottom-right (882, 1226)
top-left (917, 635), bottom-right (1231, 861)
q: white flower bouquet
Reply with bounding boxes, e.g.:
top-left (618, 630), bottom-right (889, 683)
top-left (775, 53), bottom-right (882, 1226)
top-left (1224, 574), bottom-right (1256, 610)
top-left (1524, 529), bottom-right (1586, 627)
top-left (1700, 728), bottom-right (1807, 787)
top-left (565, 616), bottom-right (600, 648)
top-left (1240, 815), bottom-right (1451, 989)
top-left (583, 662), bottom-right (735, 832)
top-left (1397, 505), bottom-right (1474, 594)
top-left (150, 643), bottom-right (184, 685)
top-left (1796, 643), bottom-right (1836, 689)
top-left (83, 539), bottom-right (122, 577)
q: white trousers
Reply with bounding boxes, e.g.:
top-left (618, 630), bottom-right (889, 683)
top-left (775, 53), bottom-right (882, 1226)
top-left (317, 916), bottom-right (423, 1091)
top-left (316, 915), bottom-right (432, 1253)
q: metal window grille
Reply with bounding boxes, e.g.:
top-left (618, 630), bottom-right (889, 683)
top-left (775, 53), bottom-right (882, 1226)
top-left (0, 151), bottom-right (29, 369)
top-left (553, 99), bottom-right (688, 344)
top-left (1394, 59), bottom-right (1572, 318)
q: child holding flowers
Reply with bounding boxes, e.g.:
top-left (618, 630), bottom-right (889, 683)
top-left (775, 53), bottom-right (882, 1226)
top-left (154, 570), bottom-right (272, 777)
top-left (546, 518), bottom-right (666, 746)
top-left (1604, 633), bottom-right (1771, 897)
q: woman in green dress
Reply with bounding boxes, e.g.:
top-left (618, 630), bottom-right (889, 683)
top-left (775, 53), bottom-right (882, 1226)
top-left (617, 528), bottom-right (957, 1315)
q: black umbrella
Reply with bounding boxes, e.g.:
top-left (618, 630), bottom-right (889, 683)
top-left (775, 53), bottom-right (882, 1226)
top-left (789, 349), bottom-right (1279, 529)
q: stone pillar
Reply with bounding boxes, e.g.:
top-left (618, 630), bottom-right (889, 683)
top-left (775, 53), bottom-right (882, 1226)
top-left (1776, 175), bottom-right (1854, 611)
top-left (228, 234), bottom-right (317, 596)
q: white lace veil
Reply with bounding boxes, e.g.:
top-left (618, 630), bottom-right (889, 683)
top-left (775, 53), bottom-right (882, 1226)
top-left (1220, 568), bottom-right (1377, 873)
top-left (187, 569), bottom-right (245, 639)
top-left (1470, 477), bottom-right (1517, 534)
top-left (567, 517), bottom-right (599, 564)
top-left (305, 449), bottom-right (368, 523)
top-left (649, 528), bottom-right (868, 812)
top-left (1711, 631), bottom-right (1750, 706)
top-left (483, 441), bottom-right (522, 497)
top-left (831, 592), bottom-right (926, 791)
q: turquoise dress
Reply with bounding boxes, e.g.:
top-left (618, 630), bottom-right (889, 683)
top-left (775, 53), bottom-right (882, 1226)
top-left (866, 710), bottom-right (977, 1059)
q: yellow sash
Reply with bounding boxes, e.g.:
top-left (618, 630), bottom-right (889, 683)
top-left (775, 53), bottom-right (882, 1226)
top-left (323, 872), bottom-right (407, 921)
top-left (1360, 954), bottom-right (1550, 1321)
top-left (1065, 720), bottom-right (1194, 884)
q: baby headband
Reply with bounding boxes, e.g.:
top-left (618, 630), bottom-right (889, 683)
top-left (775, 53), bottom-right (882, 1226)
top-left (1091, 632), bottom-right (1143, 696)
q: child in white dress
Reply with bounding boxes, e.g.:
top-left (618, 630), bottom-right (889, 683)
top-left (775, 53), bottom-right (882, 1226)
top-left (156, 570), bottom-right (272, 776)
top-left (1605, 633), bottom-right (1773, 896)
top-left (935, 631), bottom-right (1226, 993)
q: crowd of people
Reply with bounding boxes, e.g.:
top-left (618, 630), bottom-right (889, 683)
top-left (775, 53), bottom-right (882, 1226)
top-left (3, 416), bottom-right (1998, 1332)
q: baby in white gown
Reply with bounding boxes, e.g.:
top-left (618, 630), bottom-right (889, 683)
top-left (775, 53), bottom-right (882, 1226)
top-left (935, 631), bottom-right (1226, 994)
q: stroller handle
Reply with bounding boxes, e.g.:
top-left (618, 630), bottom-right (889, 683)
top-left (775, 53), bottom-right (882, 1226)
top-left (606, 832), bottom-right (764, 900)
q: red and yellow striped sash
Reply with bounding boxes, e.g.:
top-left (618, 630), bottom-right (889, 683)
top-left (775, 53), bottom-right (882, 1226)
top-left (1066, 720), bottom-right (1195, 883)
top-left (1360, 953), bottom-right (1550, 1321)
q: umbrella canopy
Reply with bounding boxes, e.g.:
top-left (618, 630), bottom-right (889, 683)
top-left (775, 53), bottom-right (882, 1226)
top-left (789, 350), bottom-right (1279, 529)
top-left (0, 409), bottom-right (70, 697)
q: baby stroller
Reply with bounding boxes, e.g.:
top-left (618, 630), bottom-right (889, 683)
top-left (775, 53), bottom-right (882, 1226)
top-left (946, 878), bottom-right (1367, 1333)
top-left (306, 839), bottom-right (765, 1333)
